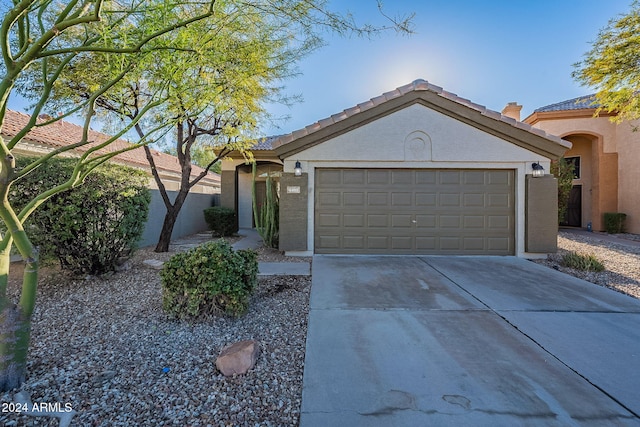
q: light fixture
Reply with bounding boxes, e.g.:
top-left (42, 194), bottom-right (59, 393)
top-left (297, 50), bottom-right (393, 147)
top-left (532, 162), bottom-right (545, 178)
top-left (294, 161), bottom-right (302, 176)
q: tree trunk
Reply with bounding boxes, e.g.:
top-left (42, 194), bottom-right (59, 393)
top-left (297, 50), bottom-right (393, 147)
top-left (0, 303), bottom-right (30, 391)
top-left (154, 189), bottom-right (190, 253)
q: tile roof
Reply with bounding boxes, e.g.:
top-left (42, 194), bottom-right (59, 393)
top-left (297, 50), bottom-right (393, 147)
top-left (534, 95), bottom-right (598, 113)
top-left (1, 110), bottom-right (219, 184)
top-left (272, 79), bottom-right (568, 149)
top-left (251, 136), bottom-right (281, 150)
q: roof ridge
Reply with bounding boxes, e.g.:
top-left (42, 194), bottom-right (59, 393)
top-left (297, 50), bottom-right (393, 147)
top-left (272, 79), bottom-right (567, 149)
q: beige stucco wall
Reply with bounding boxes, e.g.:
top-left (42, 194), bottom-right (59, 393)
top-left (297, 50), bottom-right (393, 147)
top-left (531, 115), bottom-right (638, 233)
top-left (283, 104), bottom-right (555, 258)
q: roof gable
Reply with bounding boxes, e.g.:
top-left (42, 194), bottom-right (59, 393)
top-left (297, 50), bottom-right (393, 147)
top-left (273, 79), bottom-right (570, 160)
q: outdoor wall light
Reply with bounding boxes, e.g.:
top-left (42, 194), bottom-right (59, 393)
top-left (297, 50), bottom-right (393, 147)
top-left (532, 162), bottom-right (545, 178)
top-left (294, 161), bottom-right (302, 176)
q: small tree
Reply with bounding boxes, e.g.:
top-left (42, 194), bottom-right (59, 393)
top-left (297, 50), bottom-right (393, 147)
top-left (573, 1), bottom-right (640, 124)
top-left (40, 1), bottom-right (414, 252)
top-left (0, 0), bottom-right (216, 391)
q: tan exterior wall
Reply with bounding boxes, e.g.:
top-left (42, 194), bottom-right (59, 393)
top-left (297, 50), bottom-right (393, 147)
top-left (529, 114), bottom-right (638, 233)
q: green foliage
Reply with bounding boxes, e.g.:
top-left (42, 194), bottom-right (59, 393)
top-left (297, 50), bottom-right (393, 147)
top-left (562, 252), bottom-right (606, 272)
top-left (573, 1), bottom-right (640, 123)
top-left (10, 157), bottom-right (150, 275)
top-left (603, 212), bottom-right (627, 234)
top-left (203, 206), bottom-right (237, 237)
top-left (161, 240), bottom-right (258, 318)
top-left (551, 158), bottom-right (576, 224)
top-left (252, 163), bottom-right (279, 249)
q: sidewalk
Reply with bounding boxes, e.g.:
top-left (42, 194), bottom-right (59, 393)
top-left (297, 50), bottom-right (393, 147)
top-left (232, 229), bottom-right (311, 277)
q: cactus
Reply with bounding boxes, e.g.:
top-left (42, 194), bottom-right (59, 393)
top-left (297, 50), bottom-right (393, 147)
top-left (252, 163), bottom-right (279, 248)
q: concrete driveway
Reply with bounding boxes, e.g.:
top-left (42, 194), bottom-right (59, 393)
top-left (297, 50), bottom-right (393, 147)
top-left (300, 256), bottom-right (640, 426)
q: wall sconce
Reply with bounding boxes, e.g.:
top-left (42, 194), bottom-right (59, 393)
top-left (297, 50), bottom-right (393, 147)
top-left (294, 161), bottom-right (302, 176)
top-left (532, 162), bottom-right (545, 178)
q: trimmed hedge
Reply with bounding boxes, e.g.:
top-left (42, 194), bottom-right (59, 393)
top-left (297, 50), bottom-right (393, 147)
top-left (161, 240), bottom-right (258, 318)
top-left (204, 206), bottom-right (237, 237)
top-left (10, 156), bottom-right (151, 275)
top-left (603, 212), bottom-right (627, 234)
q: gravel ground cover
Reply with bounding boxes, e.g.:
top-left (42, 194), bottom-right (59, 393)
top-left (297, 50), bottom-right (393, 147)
top-left (0, 238), bottom-right (311, 426)
top-left (532, 230), bottom-right (640, 299)
top-left (2, 230), bottom-right (637, 426)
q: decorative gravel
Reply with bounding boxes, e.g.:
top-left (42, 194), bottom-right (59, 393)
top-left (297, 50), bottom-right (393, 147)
top-left (0, 243), bottom-right (311, 426)
top-left (532, 230), bottom-right (640, 299)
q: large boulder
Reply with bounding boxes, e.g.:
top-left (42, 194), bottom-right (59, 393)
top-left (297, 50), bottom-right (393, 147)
top-left (215, 340), bottom-right (260, 376)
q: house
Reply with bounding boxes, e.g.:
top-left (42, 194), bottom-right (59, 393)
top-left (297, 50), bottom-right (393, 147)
top-left (221, 79), bottom-right (570, 257)
top-left (523, 96), bottom-right (639, 234)
top-left (1, 110), bottom-right (221, 245)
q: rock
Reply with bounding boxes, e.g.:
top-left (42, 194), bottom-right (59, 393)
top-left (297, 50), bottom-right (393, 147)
top-left (143, 259), bottom-right (164, 270)
top-left (215, 340), bottom-right (260, 376)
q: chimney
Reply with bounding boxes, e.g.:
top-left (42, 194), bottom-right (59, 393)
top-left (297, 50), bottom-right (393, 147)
top-left (501, 102), bottom-right (522, 121)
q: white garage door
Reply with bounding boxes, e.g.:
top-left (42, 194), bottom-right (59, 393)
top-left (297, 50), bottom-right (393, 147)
top-left (315, 168), bottom-right (515, 255)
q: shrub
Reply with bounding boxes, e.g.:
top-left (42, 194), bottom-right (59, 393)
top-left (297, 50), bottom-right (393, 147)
top-left (562, 252), bottom-right (605, 272)
top-left (161, 240), bottom-right (258, 318)
top-left (203, 206), bottom-right (237, 237)
top-left (10, 156), bottom-right (150, 275)
top-left (603, 212), bottom-right (627, 234)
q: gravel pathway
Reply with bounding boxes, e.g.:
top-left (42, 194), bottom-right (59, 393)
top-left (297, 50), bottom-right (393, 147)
top-left (532, 230), bottom-right (640, 299)
top-left (0, 243), bottom-right (311, 426)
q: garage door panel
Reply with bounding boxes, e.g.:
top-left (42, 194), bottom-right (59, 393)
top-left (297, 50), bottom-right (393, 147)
top-left (367, 214), bottom-right (388, 227)
top-left (344, 192), bottom-right (365, 206)
top-left (368, 193), bottom-right (388, 206)
top-left (315, 169), bottom-right (514, 255)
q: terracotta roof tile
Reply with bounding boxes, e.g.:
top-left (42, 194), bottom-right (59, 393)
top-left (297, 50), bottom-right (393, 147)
top-left (271, 79), bottom-right (568, 149)
top-left (2, 110), bottom-right (219, 183)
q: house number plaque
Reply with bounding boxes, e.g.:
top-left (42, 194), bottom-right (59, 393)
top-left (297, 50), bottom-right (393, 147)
top-left (287, 186), bottom-right (301, 194)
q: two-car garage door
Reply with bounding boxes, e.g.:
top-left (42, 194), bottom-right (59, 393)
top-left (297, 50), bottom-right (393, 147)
top-left (315, 168), bottom-right (515, 255)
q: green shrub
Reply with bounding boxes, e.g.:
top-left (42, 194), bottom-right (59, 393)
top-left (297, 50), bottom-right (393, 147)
top-left (203, 206), bottom-right (237, 237)
top-left (161, 240), bottom-right (258, 318)
top-left (603, 212), bottom-right (627, 234)
top-left (10, 156), bottom-right (150, 275)
top-left (562, 252), bottom-right (605, 272)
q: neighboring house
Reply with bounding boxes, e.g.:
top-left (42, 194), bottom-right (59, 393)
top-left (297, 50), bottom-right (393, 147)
top-left (523, 96), bottom-right (639, 234)
top-left (1, 110), bottom-right (221, 246)
top-left (221, 79), bottom-right (570, 257)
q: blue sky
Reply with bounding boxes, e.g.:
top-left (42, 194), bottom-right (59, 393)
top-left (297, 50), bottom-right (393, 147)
top-left (263, 0), bottom-right (632, 135)
top-left (7, 1), bottom-right (633, 138)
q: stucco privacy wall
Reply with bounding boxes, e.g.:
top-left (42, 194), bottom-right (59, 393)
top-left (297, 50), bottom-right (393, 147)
top-left (282, 104), bottom-right (552, 258)
top-left (139, 189), bottom-right (218, 247)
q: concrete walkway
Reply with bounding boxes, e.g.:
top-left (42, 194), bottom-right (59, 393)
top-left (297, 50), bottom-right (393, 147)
top-left (301, 255), bottom-right (640, 426)
top-left (232, 228), bottom-right (310, 276)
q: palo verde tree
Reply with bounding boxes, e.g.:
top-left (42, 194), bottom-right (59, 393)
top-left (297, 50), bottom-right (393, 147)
top-left (573, 1), bottom-right (640, 123)
top-left (42, 0), bottom-right (414, 252)
top-left (0, 0), bottom-right (217, 391)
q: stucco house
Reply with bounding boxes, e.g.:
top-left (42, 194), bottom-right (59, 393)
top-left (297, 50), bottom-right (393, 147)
top-left (523, 96), bottom-right (639, 234)
top-left (2, 110), bottom-right (221, 245)
top-left (221, 79), bottom-right (570, 257)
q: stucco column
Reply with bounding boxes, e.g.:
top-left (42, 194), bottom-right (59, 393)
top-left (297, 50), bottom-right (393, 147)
top-left (279, 173), bottom-right (308, 252)
top-left (525, 175), bottom-right (558, 253)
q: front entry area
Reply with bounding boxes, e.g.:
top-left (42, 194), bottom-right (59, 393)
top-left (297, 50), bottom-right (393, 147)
top-left (314, 168), bottom-right (515, 255)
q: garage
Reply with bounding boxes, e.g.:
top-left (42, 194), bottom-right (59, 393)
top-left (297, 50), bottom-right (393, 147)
top-left (262, 79), bottom-right (570, 257)
top-left (314, 168), bottom-right (515, 255)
